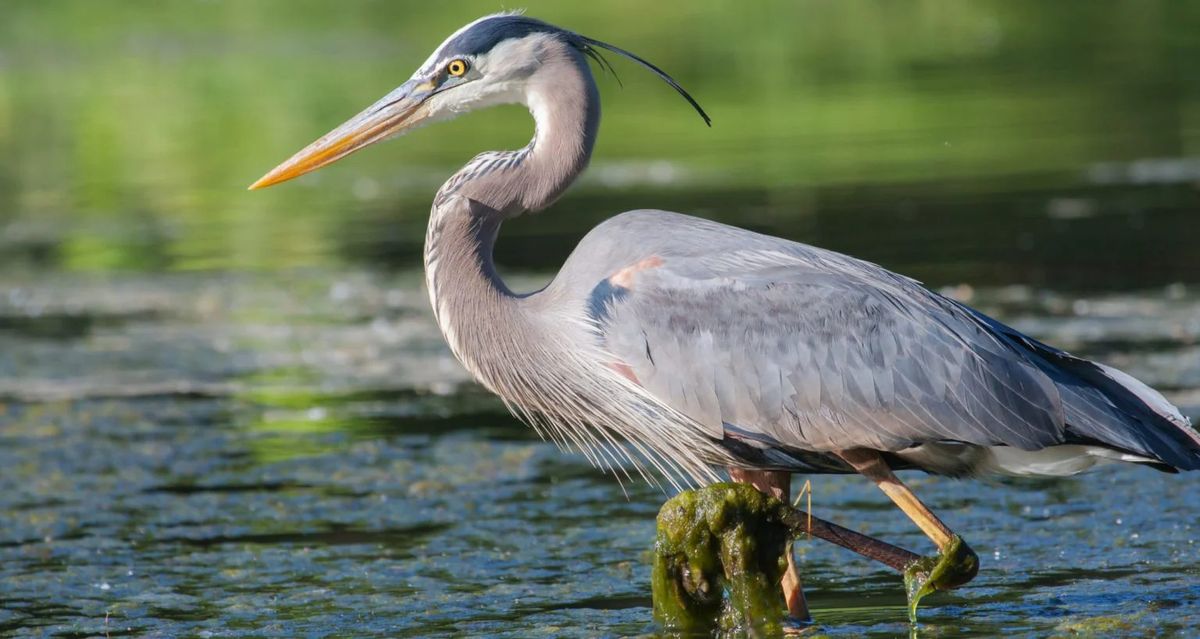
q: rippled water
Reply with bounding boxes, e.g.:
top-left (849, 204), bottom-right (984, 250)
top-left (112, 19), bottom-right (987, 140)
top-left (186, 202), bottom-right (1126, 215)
top-left (1, 270), bottom-right (1197, 638)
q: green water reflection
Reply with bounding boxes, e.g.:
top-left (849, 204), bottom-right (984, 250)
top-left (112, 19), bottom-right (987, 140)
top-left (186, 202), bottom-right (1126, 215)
top-left (1, 0), bottom-right (1197, 284)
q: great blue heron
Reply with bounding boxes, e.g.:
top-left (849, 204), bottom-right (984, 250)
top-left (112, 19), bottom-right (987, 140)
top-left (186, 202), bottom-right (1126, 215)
top-left (250, 13), bottom-right (1200, 620)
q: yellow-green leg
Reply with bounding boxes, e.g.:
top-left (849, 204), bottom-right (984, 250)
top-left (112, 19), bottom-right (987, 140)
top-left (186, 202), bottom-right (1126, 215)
top-left (836, 449), bottom-right (979, 590)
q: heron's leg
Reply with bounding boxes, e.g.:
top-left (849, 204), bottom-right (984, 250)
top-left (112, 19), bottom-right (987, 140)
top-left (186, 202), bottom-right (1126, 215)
top-left (836, 448), bottom-right (978, 589)
top-left (835, 449), bottom-right (952, 547)
top-left (727, 468), bottom-right (810, 621)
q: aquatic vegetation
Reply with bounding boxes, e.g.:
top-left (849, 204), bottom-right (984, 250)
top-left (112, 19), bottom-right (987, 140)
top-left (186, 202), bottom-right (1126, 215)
top-left (652, 482), bottom-right (793, 635)
top-left (902, 534), bottom-right (979, 623)
top-left (653, 483), bottom-right (984, 633)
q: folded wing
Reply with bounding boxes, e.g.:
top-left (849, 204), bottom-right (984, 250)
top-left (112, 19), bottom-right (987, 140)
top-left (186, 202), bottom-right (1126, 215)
top-left (588, 240), bottom-right (1199, 471)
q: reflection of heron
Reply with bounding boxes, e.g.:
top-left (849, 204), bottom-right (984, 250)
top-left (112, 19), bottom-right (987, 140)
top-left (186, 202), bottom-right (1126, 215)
top-left (252, 13), bottom-right (1200, 620)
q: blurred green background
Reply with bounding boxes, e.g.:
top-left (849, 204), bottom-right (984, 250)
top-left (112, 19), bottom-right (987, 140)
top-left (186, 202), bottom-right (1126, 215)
top-left (0, 0), bottom-right (1197, 282)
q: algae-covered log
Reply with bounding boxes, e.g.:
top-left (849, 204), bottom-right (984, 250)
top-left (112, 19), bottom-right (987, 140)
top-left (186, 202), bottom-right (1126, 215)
top-left (652, 482), bottom-right (792, 635)
top-left (652, 482), bottom-right (978, 633)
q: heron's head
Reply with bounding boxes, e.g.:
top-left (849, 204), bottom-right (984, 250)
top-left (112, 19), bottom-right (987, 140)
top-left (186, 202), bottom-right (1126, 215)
top-left (249, 13), bottom-right (709, 190)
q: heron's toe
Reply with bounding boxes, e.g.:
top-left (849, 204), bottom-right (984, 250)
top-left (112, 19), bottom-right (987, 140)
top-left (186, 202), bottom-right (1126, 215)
top-left (902, 534), bottom-right (980, 622)
top-left (933, 535), bottom-right (980, 590)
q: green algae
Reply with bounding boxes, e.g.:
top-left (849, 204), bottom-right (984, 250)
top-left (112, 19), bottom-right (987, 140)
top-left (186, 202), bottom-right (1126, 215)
top-left (653, 484), bottom-right (984, 632)
top-left (651, 482), bottom-right (796, 636)
top-left (1051, 610), bottom-right (1148, 638)
top-left (902, 534), bottom-right (980, 623)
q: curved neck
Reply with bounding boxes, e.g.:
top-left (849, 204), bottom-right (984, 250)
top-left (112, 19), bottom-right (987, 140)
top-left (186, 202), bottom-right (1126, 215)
top-left (424, 44), bottom-right (599, 385)
top-left (435, 45), bottom-right (600, 215)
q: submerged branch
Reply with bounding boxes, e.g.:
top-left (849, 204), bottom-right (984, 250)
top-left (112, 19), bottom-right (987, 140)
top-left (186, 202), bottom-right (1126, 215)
top-left (778, 507), bottom-right (920, 573)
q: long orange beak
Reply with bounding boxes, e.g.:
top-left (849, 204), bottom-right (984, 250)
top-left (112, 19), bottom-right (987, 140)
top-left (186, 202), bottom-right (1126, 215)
top-left (249, 79), bottom-right (433, 190)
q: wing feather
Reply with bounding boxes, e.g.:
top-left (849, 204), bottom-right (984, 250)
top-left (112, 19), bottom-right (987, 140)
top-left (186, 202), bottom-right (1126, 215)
top-left (592, 247), bottom-right (1066, 453)
top-left (571, 209), bottom-right (1197, 470)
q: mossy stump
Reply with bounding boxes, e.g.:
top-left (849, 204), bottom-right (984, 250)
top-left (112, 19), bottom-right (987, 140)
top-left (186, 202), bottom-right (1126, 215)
top-left (652, 482), bottom-right (979, 633)
top-left (651, 482), bottom-right (794, 635)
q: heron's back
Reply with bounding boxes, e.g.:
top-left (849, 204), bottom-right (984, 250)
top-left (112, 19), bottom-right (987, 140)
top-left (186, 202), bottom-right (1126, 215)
top-left (548, 209), bottom-right (1200, 477)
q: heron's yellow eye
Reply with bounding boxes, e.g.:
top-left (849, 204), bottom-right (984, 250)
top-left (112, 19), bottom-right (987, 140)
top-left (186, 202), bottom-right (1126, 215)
top-left (447, 59), bottom-right (468, 77)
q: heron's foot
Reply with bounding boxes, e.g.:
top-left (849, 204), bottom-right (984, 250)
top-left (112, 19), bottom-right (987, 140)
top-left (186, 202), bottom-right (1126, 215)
top-left (902, 534), bottom-right (979, 623)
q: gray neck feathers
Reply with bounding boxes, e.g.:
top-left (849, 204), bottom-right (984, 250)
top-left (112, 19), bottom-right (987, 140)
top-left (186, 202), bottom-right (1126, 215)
top-left (423, 38), bottom-right (598, 388)
top-left (434, 40), bottom-right (600, 216)
top-left (420, 40), bottom-right (729, 484)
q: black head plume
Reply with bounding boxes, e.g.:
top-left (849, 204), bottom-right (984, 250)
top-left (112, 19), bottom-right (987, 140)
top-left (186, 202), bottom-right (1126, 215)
top-left (439, 14), bottom-right (711, 127)
top-left (576, 36), bottom-right (712, 127)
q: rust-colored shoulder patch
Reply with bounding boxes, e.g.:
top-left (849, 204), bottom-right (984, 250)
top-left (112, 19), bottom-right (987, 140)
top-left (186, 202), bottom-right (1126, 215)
top-left (610, 256), bottom-right (664, 289)
top-left (609, 361), bottom-right (640, 384)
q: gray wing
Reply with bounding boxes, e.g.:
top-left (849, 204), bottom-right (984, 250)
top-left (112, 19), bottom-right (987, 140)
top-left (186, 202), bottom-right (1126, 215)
top-left (581, 213), bottom-right (1200, 469)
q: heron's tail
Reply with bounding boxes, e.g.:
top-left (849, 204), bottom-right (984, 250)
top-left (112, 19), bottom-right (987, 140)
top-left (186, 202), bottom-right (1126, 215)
top-left (966, 307), bottom-right (1200, 471)
top-left (1041, 352), bottom-right (1200, 471)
